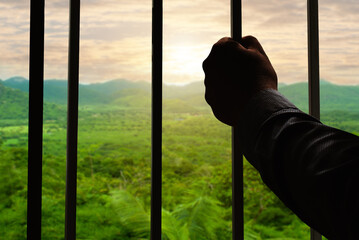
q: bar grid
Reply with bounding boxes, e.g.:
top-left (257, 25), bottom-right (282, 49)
top-left (65, 0), bottom-right (81, 239)
top-left (27, 0), bottom-right (45, 239)
top-left (24, 0), bottom-right (327, 239)
top-left (151, 0), bottom-right (163, 239)
top-left (308, 0), bottom-right (320, 120)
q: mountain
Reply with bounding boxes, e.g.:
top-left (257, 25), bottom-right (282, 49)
top-left (111, 88), bottom-right (150, 108)
top-left (278, 81), bottom-right (359, 112)
top-left (83, 79), bottom-right (150, 95)
top-left (44, 80), bottom-right (113, 105)
top-left (1, 78), bottom-right (150, 105)
top-left (278, 82), bottom-right (309, 111)
top-left (2, 77), bottom-right (359, 113)
top-left (0, 81), bottom-right (29, 120)
top-left (164, 81), bottom-right (204, 99)
top-left (1, 78), bottom-right (206, 107)
top-left (2, 76), bottom-right (29, 92)
top-left (0, 81), bottom-right (66, 121)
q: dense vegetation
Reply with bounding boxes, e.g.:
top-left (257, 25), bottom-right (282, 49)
top-left (1, 77), bottom-right (359, 239)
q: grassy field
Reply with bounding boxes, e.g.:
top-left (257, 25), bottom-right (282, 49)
top-left (2, 80), bottom-right (359, 239)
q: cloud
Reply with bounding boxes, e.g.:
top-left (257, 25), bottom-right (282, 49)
top-left (318, 0), bottom-right (359, 84)
top-left (1, 0), bottom-right (359, 85)
top-left (78, 37), bottom-right (151, 83)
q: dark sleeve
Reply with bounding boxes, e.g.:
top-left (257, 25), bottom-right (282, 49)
top-left (239, 89), bottom-right (359, 240)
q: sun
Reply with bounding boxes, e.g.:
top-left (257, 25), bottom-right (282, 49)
top-left (164, 44), bottom-right (208, 83)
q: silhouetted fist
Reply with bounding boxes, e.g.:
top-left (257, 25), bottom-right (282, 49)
top-left (203, 36), bottom-right (277, 126)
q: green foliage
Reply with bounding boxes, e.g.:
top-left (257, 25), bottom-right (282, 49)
top-left (109, 190), bottom-right (150, 238)
top-left (172, 196), bottom-right (231, 240)
top-left (2, 78), bottom-right (359, 239)
top-left (0, 82), bottom-right (29, 120)
top-left (0, 147), bottom-right (27, 239)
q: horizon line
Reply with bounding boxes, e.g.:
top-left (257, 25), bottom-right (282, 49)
top-left (1, 75), bottom-right (358, 87)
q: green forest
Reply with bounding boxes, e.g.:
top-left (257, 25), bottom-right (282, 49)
top-left (1, 77), bottom-right (359, 239)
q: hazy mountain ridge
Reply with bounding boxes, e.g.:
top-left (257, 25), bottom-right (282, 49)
top-left (2, 77), bottom-right (359, 113)
top-left (0, 81), bottom-right (66, 120)
top-left (0, 80), bottom-right (29, 119)
top-left (279, 81), bottom-right (359, 112)
top-left (1, 77), bottom-right (206, 108)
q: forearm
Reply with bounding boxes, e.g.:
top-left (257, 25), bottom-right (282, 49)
top-left (239, 89), bottom-right (359, 239)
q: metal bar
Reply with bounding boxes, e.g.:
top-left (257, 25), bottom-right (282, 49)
top-left (65, 0), bottom-right (81, 239)
top-left (151, 0), bottom-right (163, 239)
top-left (231, 1), bottom-right (244, 239)
top-left (27, 0), bottom-right (45, 239)
top-left (308, 0), bottom-right (320, 120)
top-left (307, 0), bottom-right (321, 239)
top-left (231, 128), bottom-right (244, 240)
top-left (231, 0), bottom-right (242, 42)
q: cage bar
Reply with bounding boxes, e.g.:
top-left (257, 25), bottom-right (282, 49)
top-left (27, 0), bottom-right (45, 239)
top-left (231, 0), bottom-right (244, 239)
top-left (231, 128), bottom-right (244, 240)
top-left (64, 0), bottom-right (81, 239)
top-left (151, 0), bottom-right (163, 239)
top-left (308, 0), bottom-right (320, 120)
top-left (307, 0), bottom-right (322, 239)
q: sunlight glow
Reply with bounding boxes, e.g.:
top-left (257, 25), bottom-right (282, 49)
top-left (164, 45), bottom-right (208, 82)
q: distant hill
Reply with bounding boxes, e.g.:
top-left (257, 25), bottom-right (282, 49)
top-left (111, 88), bottom-right (150, 108)
top-left (0, 81), bottom-right (29, 120)
top-left (0, 81), bottom-right (66, 121)
top-left (3, 78), bottom-right (112, 105)
top-left (2, 77), bottom-right (359, 113)
top-left (278, 81), bottom-right (359, 112)
top-left (83, 79), bottom-right (150, 95)
top-left (2, 76), bottom-right (29, 92)
top-left (1, 78), bottom-right (151, 105)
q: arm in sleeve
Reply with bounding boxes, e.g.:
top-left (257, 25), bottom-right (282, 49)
top-left (239, 89), bottom-right (359, 240)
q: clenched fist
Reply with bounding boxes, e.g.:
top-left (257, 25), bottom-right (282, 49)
top-left (203, 36), bottom-right (277, 126)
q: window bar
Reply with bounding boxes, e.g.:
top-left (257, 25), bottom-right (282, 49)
top-left (27, 0), bottom-right (45, 239)
top-left (308, 0), bottom-right (320, 120)
top-left (307, 0), bottom-right (322, 239)
top-left (151, 0), bottom-right (163, 239)
top-left (231, 0), bottom-right (244, 240)
top-left (65, 0), bottom-right (81, 239)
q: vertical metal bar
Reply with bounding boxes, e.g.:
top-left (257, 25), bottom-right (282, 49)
top-left (308, 0), bottom-right (321, 239)
top-left (231, 1), bottom-right (243, 240)
top-left (308, 0), bottom-right (320, 120)
top-left (231, 0), bottom-right (242, 42)
top-left (27, 0), bottom-right (45, 239)
top-left (231, 128), bottom-right (244, 240)
top-left (65, 0), bottom-right (80, 239)
top-left (151, 0), bottom-right (163, 239)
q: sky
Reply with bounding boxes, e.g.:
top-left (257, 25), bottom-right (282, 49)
top-left (1, 0), bottom-right (359, 85)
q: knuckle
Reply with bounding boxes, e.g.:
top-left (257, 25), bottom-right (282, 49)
top-left (243, 35), bottom-right (258, 41)
top-left (215, 37), bottom-right (235, 48)
top-left (213, 37), bottom-right (231, 49)
top-left (218, 37), bottom-right (232, 43)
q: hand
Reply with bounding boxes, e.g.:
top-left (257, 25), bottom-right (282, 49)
top-left (203, 36), bottom-right (278, 126)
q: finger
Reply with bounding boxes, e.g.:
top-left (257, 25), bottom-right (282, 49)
top-left (214, 37), bottom-right (247, 52)
top-left (202, 57), bottom-right (211, 73)
top-left (241, 35), bottom-right (267, 56)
